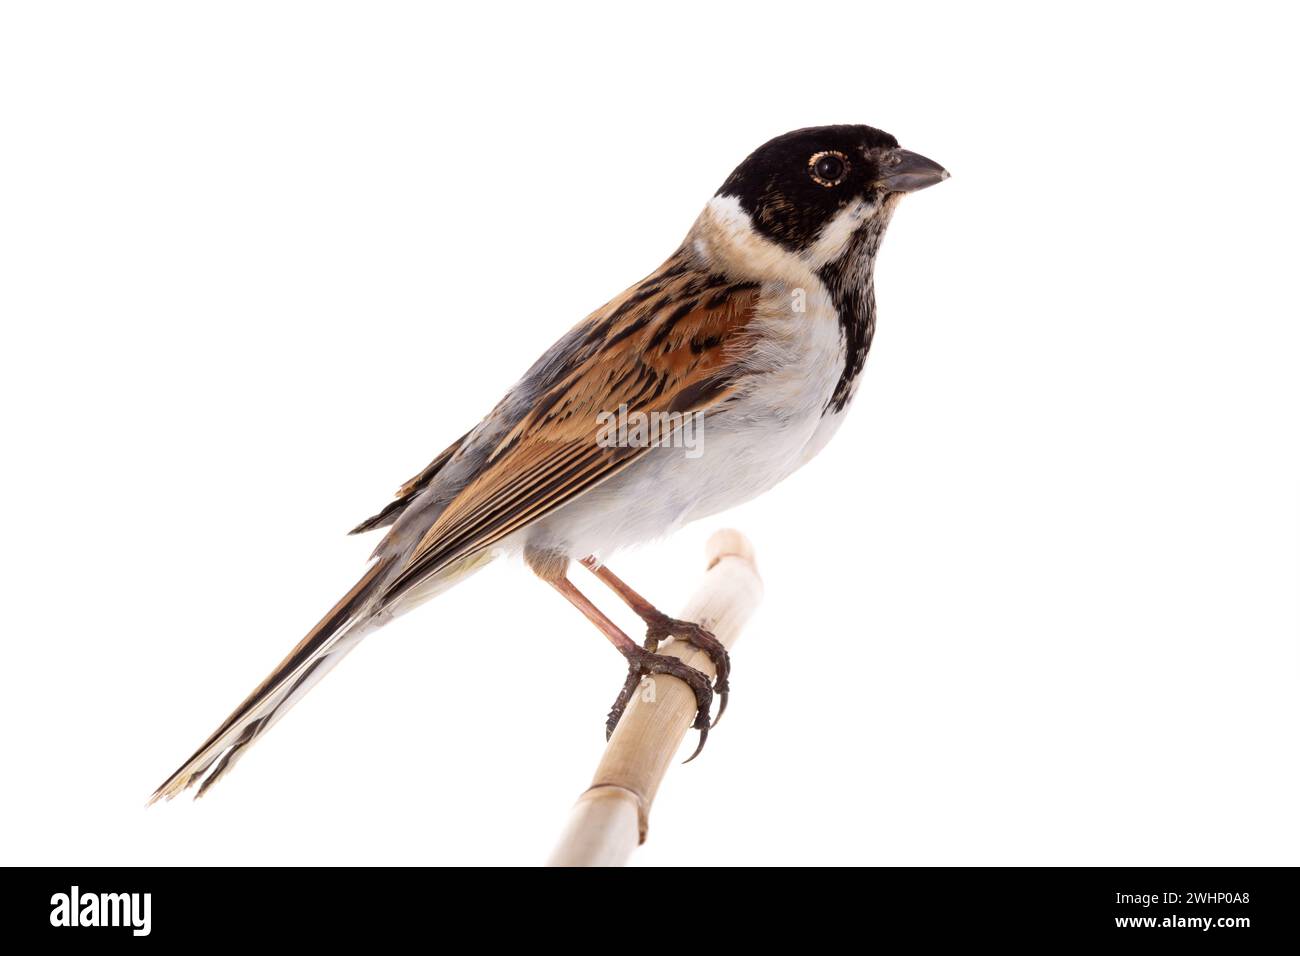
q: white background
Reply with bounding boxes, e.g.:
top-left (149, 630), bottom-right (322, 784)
top-left (2, 1), bottom-right (1296, 867)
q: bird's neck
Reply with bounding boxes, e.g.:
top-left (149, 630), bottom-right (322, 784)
top-left (818, 223), bottom-right (884, 414)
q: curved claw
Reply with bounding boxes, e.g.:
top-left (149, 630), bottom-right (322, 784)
top-left (712, 687), bottom-right (729, 726)
top-left (682, 725), bottom-right (709, 764)
top-left (680, 695), bottom-right (713, 763)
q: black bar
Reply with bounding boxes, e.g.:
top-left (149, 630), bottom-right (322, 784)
top-left (7, 866), bottom-right (1293, 944)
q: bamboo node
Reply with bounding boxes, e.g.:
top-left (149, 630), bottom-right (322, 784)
top-left (581, 782), bottom-right (650, 841)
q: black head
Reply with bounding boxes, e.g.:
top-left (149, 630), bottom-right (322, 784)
top-left (716, 124), bottom-right (948, 252)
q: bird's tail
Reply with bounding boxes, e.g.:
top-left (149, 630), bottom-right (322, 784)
top-left (149, 558), bottom-right (395, 803)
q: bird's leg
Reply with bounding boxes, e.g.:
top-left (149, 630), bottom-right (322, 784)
top-left (579, 556), bottom-right (730, 722)
top-left (527, 548), bottom-right (713, 760)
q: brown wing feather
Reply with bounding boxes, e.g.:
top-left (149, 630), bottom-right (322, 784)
top-left (382, 265), bottom-right (760, 598)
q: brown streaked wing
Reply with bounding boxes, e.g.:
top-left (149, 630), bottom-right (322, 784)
top-left (381, 275), bottom-right (760, 598)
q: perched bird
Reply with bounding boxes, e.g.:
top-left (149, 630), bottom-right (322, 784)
top-left (150, 124), bottom-right (948, 801)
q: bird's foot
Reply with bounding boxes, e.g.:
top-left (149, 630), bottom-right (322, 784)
top-left (643, 613), bottom-right (730, 723)
top-left (606, 646), bottom-right (714, 762)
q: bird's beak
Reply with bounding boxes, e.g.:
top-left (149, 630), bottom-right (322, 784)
top-left (877, 149), bottom-right (950, 193)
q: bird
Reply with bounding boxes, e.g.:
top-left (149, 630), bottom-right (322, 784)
top-left (150, 124), bottom-right (948, 802)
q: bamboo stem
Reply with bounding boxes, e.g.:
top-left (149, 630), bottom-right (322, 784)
top-left (546, 529), bottom-right (763, 867)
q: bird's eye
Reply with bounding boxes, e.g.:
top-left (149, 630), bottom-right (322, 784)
top-left (808, 150), bottom-right (848, 187)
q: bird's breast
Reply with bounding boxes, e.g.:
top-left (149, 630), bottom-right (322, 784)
top-left (743, 279), bottom-right (855, 425)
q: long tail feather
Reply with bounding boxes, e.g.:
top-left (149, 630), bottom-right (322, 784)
top-left (149, 559), bottom-right (393, 803)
